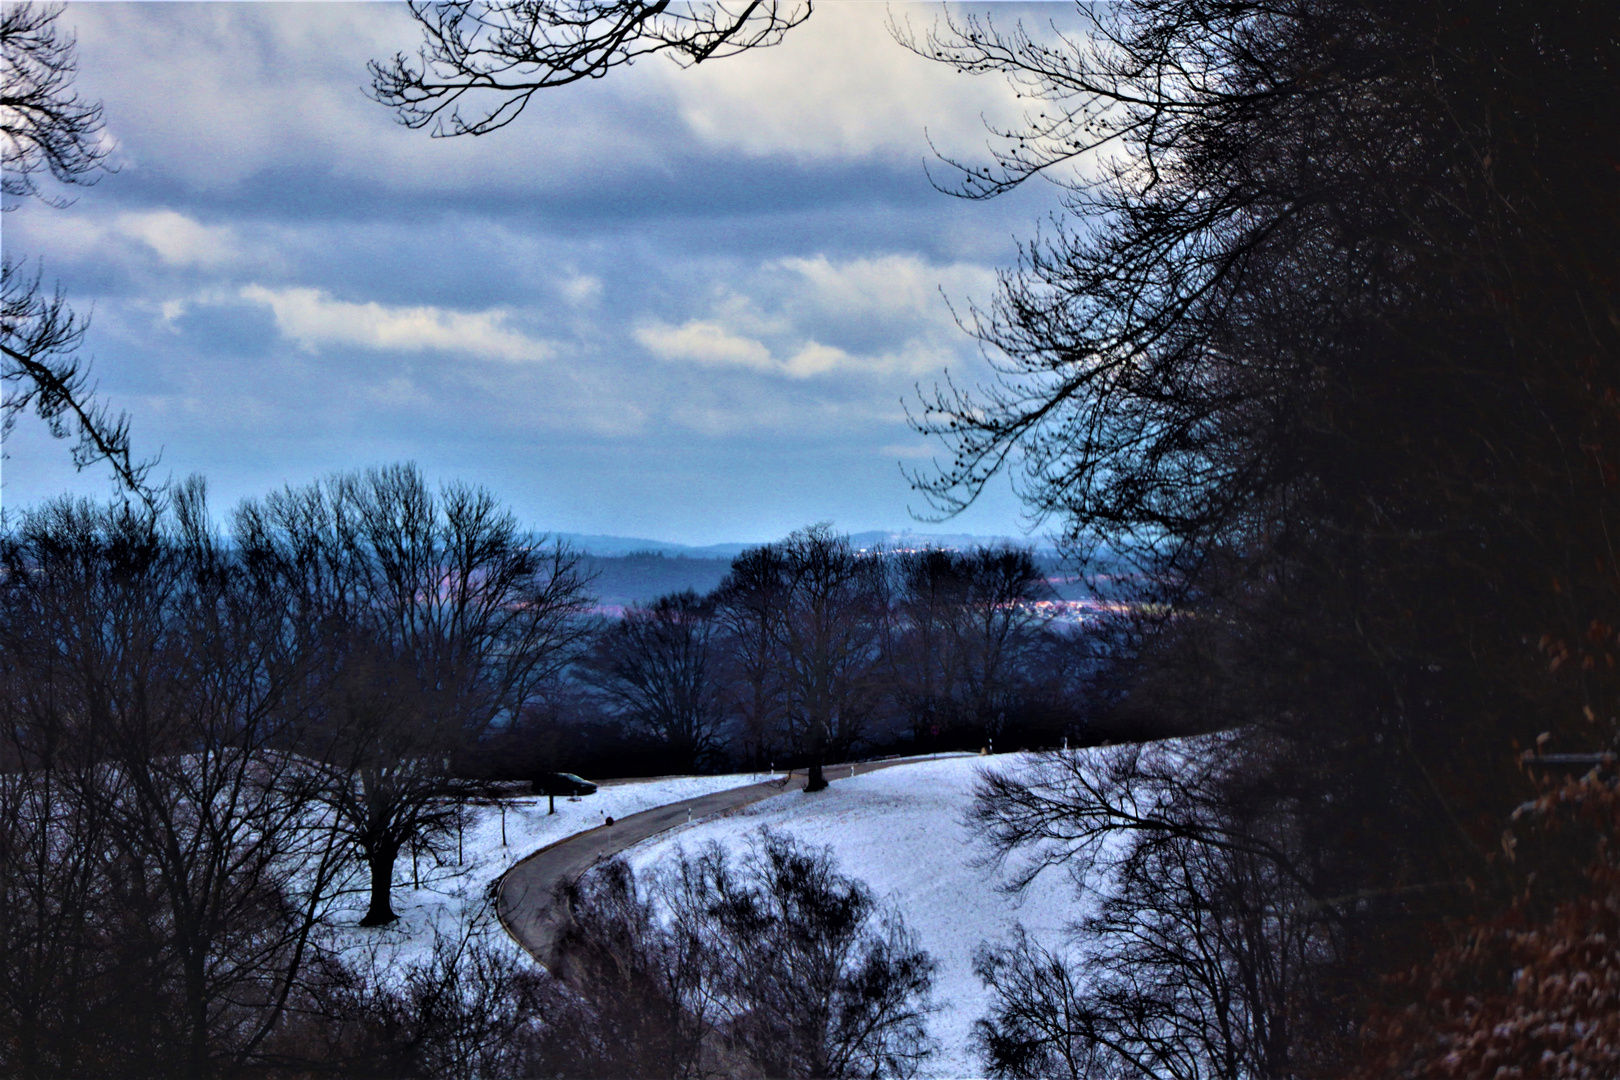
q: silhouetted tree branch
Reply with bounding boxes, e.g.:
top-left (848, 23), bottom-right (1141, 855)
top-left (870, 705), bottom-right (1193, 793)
top-left (2, 2), bottom-right (153, 498)
top-left (556, 829), bottom-right (937, 1079)
top-left (1, 1), bottom-right (107, 206)
top-left (370, 0), bottom-right (811, 137)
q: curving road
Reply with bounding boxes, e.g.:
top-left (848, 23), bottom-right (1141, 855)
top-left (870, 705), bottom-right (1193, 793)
top-left (496, 757), bottom-right (957, 968)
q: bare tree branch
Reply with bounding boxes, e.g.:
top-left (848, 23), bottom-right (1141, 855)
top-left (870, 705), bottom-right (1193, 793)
top-left (370, 0), bottom-right (811, 137)
top-left (1, 260), bottom-right (155, 497)
top-left (2, 3), bottom-right (155, 500)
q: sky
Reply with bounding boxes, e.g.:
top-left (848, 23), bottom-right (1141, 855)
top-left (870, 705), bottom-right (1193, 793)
top-left (3, 1), bottom-right (1080, 545)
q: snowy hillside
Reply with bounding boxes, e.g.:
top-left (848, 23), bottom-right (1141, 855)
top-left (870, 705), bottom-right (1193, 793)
top-left (323, 755), bottom-right (1085, 1079)
top-left (622, 755), bottom-right (1079, 1080)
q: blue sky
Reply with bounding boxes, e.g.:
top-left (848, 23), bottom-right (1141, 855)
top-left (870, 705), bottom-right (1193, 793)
top-left (3, 1), bottom-right (1075, 545)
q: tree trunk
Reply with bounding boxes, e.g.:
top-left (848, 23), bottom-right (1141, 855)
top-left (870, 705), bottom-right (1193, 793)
top-left (360, 844), bottom-right (399, 926)
top-left (805, 717), bottom-right (828, 792)
top-left (186, 948), bottom-right (211, 1080)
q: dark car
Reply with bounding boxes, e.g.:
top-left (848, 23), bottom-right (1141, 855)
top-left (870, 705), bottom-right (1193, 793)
top-left (531, 772), bottom-right (597, 797)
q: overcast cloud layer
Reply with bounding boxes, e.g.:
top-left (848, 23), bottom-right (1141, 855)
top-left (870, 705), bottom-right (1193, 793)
top-left (3, 1), bottom-right (1071, 545)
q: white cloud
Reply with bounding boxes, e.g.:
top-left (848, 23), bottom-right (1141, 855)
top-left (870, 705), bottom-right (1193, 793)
top-left (636, 317), bottom-right (947, 380)
top-left (661, 1), bottom-right (1027, 163)
top-left (633, 249), bottom-right (996, 382)
top-left (636, 319), bottom-right (868, 379)
top-left (780, 342), bottom-right (852, 378)
top-left (635, 320), bottom-right (775, 372)
top-left (711, 288), bottom-right (795, 337)
top-left (8, 205), bottom-right (266, 275)
top-left (65, 3), bottom-right (681, 198)
top-left (777, 253), bottom-right (997, 321)
top-left (240, 285), bottom-right (553, 364)
top-left (116, 210), bottom-right (241, 268)
top-left (560, 273), bottom-right (603, 305)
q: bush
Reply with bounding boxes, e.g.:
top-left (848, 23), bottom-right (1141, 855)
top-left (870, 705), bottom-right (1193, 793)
top-left (554, 829), bottom-right (937, 1079)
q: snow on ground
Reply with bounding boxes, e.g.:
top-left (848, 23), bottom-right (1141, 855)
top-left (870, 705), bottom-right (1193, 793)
top-left (324, 769), bottom-right (775, 968)
top-left (317, 754), bottom-right (1094, 1078)
top-left (621, 754), bottom-right (1082, 1080)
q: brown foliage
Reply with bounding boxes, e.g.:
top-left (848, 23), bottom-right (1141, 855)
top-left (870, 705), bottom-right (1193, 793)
top-left (1355, 770), bottom-right (1620, 1079)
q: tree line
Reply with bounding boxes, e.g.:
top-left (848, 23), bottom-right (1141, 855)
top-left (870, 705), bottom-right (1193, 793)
top-left (3, 465), bottom-right (999, 1078)
top-left (569, 522), bottom-right (1094, 791)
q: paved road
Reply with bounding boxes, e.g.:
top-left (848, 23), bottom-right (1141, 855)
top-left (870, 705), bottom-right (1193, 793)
top-left (496, 756), bottom-right (959, 968)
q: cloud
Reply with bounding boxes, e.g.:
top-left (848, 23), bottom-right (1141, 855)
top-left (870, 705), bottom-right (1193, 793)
top-left (64, 3), bottom-right (688, 201)
top-left (239, 285), bottom-right (553, 363)
top-left (115, 210), bottom-right (241, 268)
top-left (635, 320), bottom-right (775, 372)
top-left (633, 251), bottom-right (993, 383)
top-left (559, 273), bottom-right (603, 305)
top-left (10, 207), bottom-right (247, 271)
top-left (635, 317), bottom-right (948, 380)
top-left (661, 2), bottom-right (1027, 164)
top-left (776, 252), bottom-right (998, 321)
top-left (635, 318), bottom-right (871, 379)
top-left (779, 342), bottom-right (853, 378)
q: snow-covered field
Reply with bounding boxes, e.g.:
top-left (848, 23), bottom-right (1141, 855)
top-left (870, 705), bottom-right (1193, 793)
top-left (324, 770), bottom-right (776, 965)
top-left (322, 755), bottom-right (1085, 1078)
top-left (622, 755), bottom-right (1079, 1080)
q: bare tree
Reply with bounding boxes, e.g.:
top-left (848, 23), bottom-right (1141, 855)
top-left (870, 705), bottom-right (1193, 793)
top-left (684, 829), bottom-right (937, 1079)
top-left (277, 914), bottom-right (563, 1080)
top-left (970, 927), bottom-right (1106, 1080)
top-left (556, 829), bottom-right (937, 1079)
top-left (235, 463), bottom-right (595, 926)
top-left (890, 546), bottom-right (1053, 747)
top-left (712, 543), bottom-right (789, 768)
top-left (968, 735), bottom-right (1416, 1080)
top-left (716, 526), bottom-right (887, 791)
top-left (773, 526), bottom-right (889, 790)
top-left (0, 484), bottom-right (351, 1080)
top-left (1, 2), bottom-right (150, 494)
top-left (552, 858), bottom-right (721, 1079)
top-left (1, 1), bottom-right (106, 205)
top-left (887, 548), bottom-right (960, 747)
top-left (370, 0), bottom-right (811, 137)
top-left (583, 589), bottom-right (725, 774)
top-left (883, 3), bottom-right (1620, 1070)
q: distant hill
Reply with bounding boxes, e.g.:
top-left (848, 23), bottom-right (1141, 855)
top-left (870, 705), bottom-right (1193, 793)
top-left (845, 529), bottom-right (1057, 553)
top-left (566, 532), bottom-right (1106, 609)
top-left (580, 552), bottom-right (735, 610)
top-left (552, 533), bottom-right (752, 559)
top-left (555, 529), bottom-right (1059, 559)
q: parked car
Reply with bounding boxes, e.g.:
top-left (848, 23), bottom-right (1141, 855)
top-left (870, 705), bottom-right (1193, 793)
top-left (531, 771), bottom-right (597, 796)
